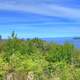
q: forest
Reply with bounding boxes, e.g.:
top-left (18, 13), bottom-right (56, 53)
top-left (0, 32), bottom-right (80, 80)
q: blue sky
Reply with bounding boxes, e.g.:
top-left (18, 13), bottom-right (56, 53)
top-left (0, 0), bottom-right (80, 38)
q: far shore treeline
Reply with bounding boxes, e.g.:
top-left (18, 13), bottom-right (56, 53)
top-left (0, 32), bottom-right (80, 80)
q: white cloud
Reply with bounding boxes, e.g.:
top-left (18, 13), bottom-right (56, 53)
top-left (0, 2), bottom-right (80, 22)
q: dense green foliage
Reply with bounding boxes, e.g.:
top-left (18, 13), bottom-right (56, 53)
top-left (0, 33), bottom-right (80, 80)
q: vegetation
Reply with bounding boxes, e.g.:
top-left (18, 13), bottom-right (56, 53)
top-left (0, 33), bottom-right (80, 80)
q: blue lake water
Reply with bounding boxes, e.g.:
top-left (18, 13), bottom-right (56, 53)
top-left (42, 38), bottom-right (80, 48)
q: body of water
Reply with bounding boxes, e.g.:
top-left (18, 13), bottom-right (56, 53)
top-left (42, 37), bottom-right (80, 48)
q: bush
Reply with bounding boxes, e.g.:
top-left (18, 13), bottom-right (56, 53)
top-left (0, 33), bottom-right (80, 80)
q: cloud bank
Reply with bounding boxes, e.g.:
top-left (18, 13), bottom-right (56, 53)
top-left (0, 1), bottom-right (80, 22)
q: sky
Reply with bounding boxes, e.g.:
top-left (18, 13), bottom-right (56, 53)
top-left (0, 0), bottom-right (80, 38)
